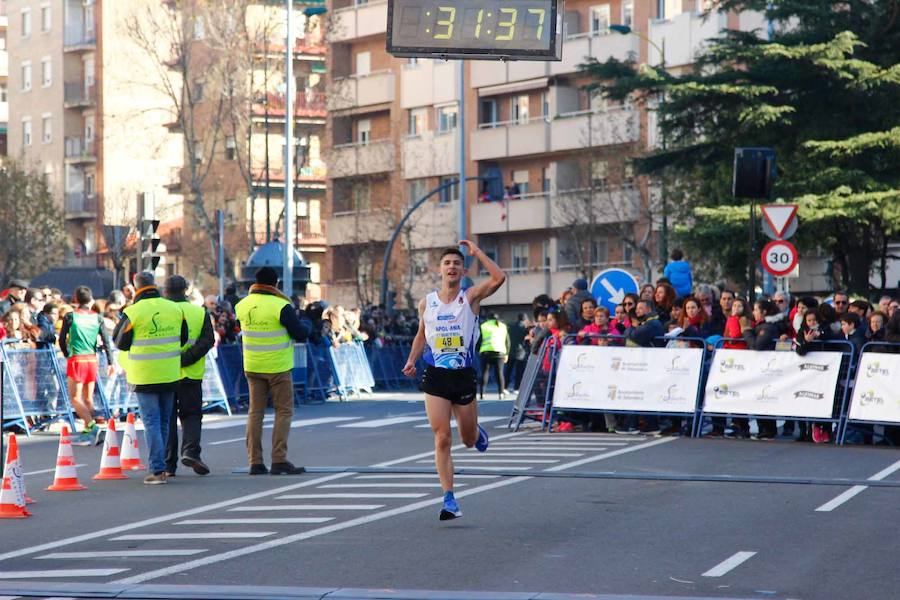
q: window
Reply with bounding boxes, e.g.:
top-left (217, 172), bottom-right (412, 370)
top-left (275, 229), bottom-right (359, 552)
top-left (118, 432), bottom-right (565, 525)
top-left (41, 114), bottom-right (51, 144)
top-left (84, 115), bottom-right (95, 141)
top-left (355, 51), bottom-right (370, 76)
top-left (21, 8), bottom-right (31, 37)
top-left (512, 170), bottom-right (529, 196)
top-left (41, 57), bottom-right (51, 87)
top-left (41, 3), bottom-right (51, 32)
top-left (225, 136), bottom-right (236, 160)
top-left (408, 108), bottom-right (427, 136)
top-left (22, 118), bottom-right (32, 147)
top-left (437, 104), bottom-right (458, 133)
top-left (623, 241), bottom-right (633, 264)
top-left (541, 92), bottom-right (549, 119)
top-left (193, 79), bottom-right (204, 101)
top-left (479, 244), bottom-right (499, 275)
top-left (622, 0), bottom-right (634, 28)
top-left (542, 167), bottom-right (551, 193)
top-left (408, 179), bottom-right (427, 205)
top-left (589, 90), bottom-right (607, 112)
top-left (511, 95), bottom-right (529, 125)
top-left (192, 16), bottom-right (205, 39)
top-left (0, 84), bottom-right (7, 103)
top-left (21, 61), bottom-right (32, 91)
top-left (84, 58), bottom-right (95, 88)
top-left (511, 243), bottom-right (529, 273)
top-left (85, 173), bottom-right (95, 195)
top-left (480, 98), bottom-right (498, 126)
top-left (193, 140), bottom-right (202, 165)
top-left (357, 118), bottom-right (371, 144)
top-left (590, 239), bottom-right (608, 265)
top-left (590, 4), bottom-right (611, 35)
top-left (623, 160), bottom-right (634, 184)
top-left (439, 176), bottom-right (458, 204)
top-left (542, 240), bottom-right (551, 271)
top-left (84, 1), bottom-right (95, 37)
top-left (591, 160), bottom-right (609, 189)
top-left (352, 182), bottom-right (370, 211)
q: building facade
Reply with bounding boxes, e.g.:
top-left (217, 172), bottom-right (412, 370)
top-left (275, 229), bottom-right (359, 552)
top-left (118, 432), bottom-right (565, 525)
top-left (1, 0), bottom-right (8, 157)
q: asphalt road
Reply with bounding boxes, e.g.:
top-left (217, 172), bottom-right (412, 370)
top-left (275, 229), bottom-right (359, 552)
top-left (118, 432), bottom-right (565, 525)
top-left (1, 397), bottom-right (899, 600)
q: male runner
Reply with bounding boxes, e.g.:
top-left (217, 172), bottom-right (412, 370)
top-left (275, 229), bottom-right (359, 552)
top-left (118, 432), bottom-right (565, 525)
top-left (59, 286), bottom-right (115, 446)
top-left (402, 240), bottom-right (506, 520)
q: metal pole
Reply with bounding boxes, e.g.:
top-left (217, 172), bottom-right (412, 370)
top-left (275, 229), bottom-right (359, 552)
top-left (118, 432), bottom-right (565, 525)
top-left (216, 209), bottom-right (225, 301)
top-left (458, 60), bottom-right (466, 246)
top-left (283, 0), bottom-right (294, 296)
top-left (749, 197), bottom-right (756, 304)
top-left (264, 39), bottom-right (272, 243)
top-left (659, 40), bottom-right (668, 265)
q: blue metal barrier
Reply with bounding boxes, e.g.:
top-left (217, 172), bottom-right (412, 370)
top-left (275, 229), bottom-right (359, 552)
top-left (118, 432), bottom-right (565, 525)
top-left (838, 341), bottom-right (900, 445)
top-left (1, 344), bottom-right (76, 435)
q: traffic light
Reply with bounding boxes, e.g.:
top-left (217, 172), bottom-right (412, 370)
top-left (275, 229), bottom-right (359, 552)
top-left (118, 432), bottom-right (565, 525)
top-left (139, 218), bottom-right (162, 271)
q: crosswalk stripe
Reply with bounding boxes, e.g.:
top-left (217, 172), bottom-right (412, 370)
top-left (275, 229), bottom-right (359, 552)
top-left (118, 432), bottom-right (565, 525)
top-left (111, 533), bottom-right (275, 540)
top-left (228, 504), bottom-right (383, 511)
top-left (319, 483), bottom-right (467, 489)
top-left (38, 550), bottom-right (205, 559)
top-left (208, 417), bottom-right (364, 445)
top-left (486, 446), bottom-right (610, 451)
top-left (353, 474), bottom-right (498, 479)
top-left (0, 569), bottom-right (129, 579)
top-left (448, 466), bottom-right (531, 471)
top-left (414, 416), bottom-right (506, 428)
top-left (175, 518), bottom-right (333, 525)
top-left (494, 440), bottom-right (628, 446)
top-left (340, 416), bottom-right (427, 428)
top-left (276, 493), bottom-right (426, 499)
top-left (452, 452), bottom-right (582, 457)
top-left (417, 458), bottom-right (557, 464)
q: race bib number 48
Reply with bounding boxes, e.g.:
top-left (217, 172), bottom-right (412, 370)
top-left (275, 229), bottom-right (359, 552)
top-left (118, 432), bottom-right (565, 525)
top-left (436, 335), bottom-right (464, 352)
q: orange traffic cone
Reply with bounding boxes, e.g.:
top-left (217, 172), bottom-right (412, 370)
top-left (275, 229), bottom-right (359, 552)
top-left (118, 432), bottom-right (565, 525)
top-left (13, 439), bottom-right (35, 505)
top-left (93, 419), bottom-right (128, 480)
top-left (0, 435), bottom-right (30, 518)
top-left (47, 426), bottom-right (86, 491)
top-left (120, 413), bottom-right (146, 471)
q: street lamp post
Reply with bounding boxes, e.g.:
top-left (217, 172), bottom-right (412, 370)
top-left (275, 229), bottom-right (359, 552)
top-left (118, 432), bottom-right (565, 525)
top-left (610, 24), bottom-right (668, 265)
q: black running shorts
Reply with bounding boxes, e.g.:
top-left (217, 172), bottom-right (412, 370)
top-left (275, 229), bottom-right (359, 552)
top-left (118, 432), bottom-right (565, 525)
top-left (420, 366), bottom-right (477, 405)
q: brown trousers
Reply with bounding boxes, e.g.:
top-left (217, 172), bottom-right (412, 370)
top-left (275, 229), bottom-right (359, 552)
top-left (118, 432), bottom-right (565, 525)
top-left (245, 370), bottom-right (294, 465)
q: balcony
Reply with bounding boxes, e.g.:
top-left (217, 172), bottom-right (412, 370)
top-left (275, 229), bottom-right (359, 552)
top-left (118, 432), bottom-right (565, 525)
top-left (252, 91), bottom-right (327, 120)
top-left (400, 60), bottom-right (458, 109)
top-left (164, 166), bottom-right (183, 191)
top-left (328, 70), bottom-right (394, 111)
top-left (64, 192), bottom-right (98, 219)
top-left (328, 211), bottom-right (392, 246)
top-left (402, 131), bottom-right (458, 179)
top-left (328, 139), bottom-right (394, 179)
top-left (63, 27), bottom-right (96, 52)
top-left (63, 82), bottom-right (96, 108)
top-left (0, 50), bottom-right (7, 78)
top-left (475, 270), bottom-right (552, 307)
top-left (297, 219), bottom-right (327, 245)
top-left (649, 11), bottom-right (728, 67)
top-left (470, 186), bottom-right (641, 235)
top-left (471, 31), bottom-right (639, 88)
top-left (331, 0), bottom-right (387, 43)
top-left (470, 117), bottom-right (550, 161)
top-left (64, 137), bottom-right (96, 163)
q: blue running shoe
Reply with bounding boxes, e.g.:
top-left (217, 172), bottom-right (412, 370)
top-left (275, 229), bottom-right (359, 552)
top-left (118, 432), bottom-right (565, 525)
top-left (475, 423), bottom-right (489, 453)
top-left (439, 491), bottom-right (462, 521)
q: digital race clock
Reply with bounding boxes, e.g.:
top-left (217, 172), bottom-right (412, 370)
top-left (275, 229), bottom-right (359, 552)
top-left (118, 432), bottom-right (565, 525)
top-left (386, 0), bottom-right (563, 61)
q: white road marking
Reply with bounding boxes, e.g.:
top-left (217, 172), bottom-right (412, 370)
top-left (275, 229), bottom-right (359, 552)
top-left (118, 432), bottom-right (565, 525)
top-left (207, 417), bottom-right (363, 445)
top-left (453, 452), bottom-right (583, 457)
top-left (485, 446), bottom-right (610, 451)
top-left (228, 504), bottom-right (383, 511)
top-left (38, 550), bottom-right (206, 559)
top-left (449, 466), bottom-right (532, 471)
top-left (175, 518), bottom-right (333, 525)
top-left (276, 493), bottom-right (426, 499)
top-left (340, 416), bottom-right (427, 428)
top-left (414, 416), bottom-right (506, 428)
top-left (319, 483), bottom-right (467, 489)
top-left (111, 533), bottom-right (275, 541)
top-left (0, 569), bottom-right (128, 579)
top-left (23, 464), bottom-right (86, 476)
top-left (815, 458), bottom-right (900, 512)
top-left (544, 436), bottom-right (677, 472)
top-left (702, 551), bottom-right (757, 577)
top-left (526, 433), bottom-right (626, 439)
top-left (353, 474), bottom-right (498, 479)
top-left (493, 440), bottom-right (627, 446)
top-left (417, 458), bottom-right (557, 464)
top-left (370, 431), bottom-right (529, 467)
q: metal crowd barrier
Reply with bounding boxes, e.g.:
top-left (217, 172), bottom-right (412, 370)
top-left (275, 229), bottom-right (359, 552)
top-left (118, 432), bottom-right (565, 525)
top-left (329, 342), bottom-right (375, 396)
top-left (507, 338), bottom-right (555, 432)
top-left (839, 341), bottom-right (900, 444)
top-left (1, 344), bottom-right (76, 436)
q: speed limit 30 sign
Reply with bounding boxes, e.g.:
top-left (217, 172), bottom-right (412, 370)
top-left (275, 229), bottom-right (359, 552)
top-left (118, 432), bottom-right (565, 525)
top-left (761, 240), bottom-right (798, 277)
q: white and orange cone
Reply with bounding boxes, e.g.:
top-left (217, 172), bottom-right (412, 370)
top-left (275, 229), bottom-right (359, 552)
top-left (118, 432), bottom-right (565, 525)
top-left (11, 436), bottom-right (35, 505)
top-left (47, 426), bottom-right (86, 491)
top-left (93, 419), bottom-right (128, 480)
top-left (0, 435), bottom-right (30, 518)
top-left (120, 413), bottom-right (146, 471)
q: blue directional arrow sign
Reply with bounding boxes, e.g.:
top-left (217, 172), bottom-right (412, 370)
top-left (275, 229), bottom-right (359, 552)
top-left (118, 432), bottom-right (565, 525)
top-left (591, 268), bottom-right (640, 311)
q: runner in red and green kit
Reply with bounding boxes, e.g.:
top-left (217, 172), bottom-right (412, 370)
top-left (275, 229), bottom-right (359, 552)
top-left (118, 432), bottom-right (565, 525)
top-left (59, 285), bottom-right (115, 445)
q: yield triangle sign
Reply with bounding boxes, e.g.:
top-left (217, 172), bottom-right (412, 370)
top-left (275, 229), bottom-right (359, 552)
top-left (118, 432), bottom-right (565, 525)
top-left (761, 204), bottom-right (798, 239)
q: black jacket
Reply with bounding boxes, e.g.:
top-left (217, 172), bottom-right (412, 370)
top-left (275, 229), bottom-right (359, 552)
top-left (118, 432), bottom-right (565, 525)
top-left (744, 313), bottom-right (788, 351)
top-left (169, 296), bottom-right (216, 381)
top-left (627, 314), bottom-right (664, 347)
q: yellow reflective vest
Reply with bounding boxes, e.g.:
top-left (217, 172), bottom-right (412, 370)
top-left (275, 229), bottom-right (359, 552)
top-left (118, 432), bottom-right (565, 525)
top-left (479, 320), bottom-right (508, 354)
top-left (177, 301), bottom-right (208, 381)
top-left (235, 293), bottom-right (293, 373)
top-left (121, 297), bottom-right (183, 385)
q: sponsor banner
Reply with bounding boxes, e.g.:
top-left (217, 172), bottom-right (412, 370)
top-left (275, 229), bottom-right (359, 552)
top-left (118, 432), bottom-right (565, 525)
top-left (703, 350), bottom-right (843, 418)
top-left (848, 353), bottom-right (900, 423)
top-left (553, 345), bottom-right (703, 413)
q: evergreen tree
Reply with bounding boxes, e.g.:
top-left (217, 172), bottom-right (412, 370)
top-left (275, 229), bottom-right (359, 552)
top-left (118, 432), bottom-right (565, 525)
top-left (581, 0), bottom-right (900, 293)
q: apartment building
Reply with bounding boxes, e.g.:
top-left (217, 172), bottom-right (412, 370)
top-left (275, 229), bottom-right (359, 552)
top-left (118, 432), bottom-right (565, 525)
top-left (6, 0), bottom-right (182, 274)
top-left (1, 0), bottom-right (8, 157)
top-left (324, 0), bottom-right (767, 310)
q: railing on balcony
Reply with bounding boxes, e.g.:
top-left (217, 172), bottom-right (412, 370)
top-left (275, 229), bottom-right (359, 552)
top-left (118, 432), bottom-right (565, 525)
top-left (253, 91), bottom-right (327, 118)
top-left (64, 192), bottom-right (98, 216)
top-left (64, 82), bottom-right (96, 107)
top-left (63, 26), bottom-right (96, 49)
top-left (297, 219), bottom-right (326, 243)
top-left (64, 136), bottom-right (95, 161)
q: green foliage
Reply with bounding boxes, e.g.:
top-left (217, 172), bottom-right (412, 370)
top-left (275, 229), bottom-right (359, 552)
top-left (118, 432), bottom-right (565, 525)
top-left (0, 161), bottom-right (66, 285)
top-left (580, 0), bottom-right (900, 292)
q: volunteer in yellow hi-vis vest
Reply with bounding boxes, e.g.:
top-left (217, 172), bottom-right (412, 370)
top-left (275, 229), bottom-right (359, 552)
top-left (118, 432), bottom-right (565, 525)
top-left (112, 271), bottom-right (187, 486)
top-left (163, 276), bottom-right (215, 477)
top-left (235, 267), bottom-right (312, 475)
top-left (478, 313), bottom-right (510, 400)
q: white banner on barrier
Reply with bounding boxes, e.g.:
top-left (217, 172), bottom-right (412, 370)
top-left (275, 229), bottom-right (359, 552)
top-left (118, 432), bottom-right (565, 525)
top-left (703, 350), bottom-right (843, 418)
top-left (552, 345), bottom-right (703, 413)
top-left (848, 353), bottom-right (900, 423)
